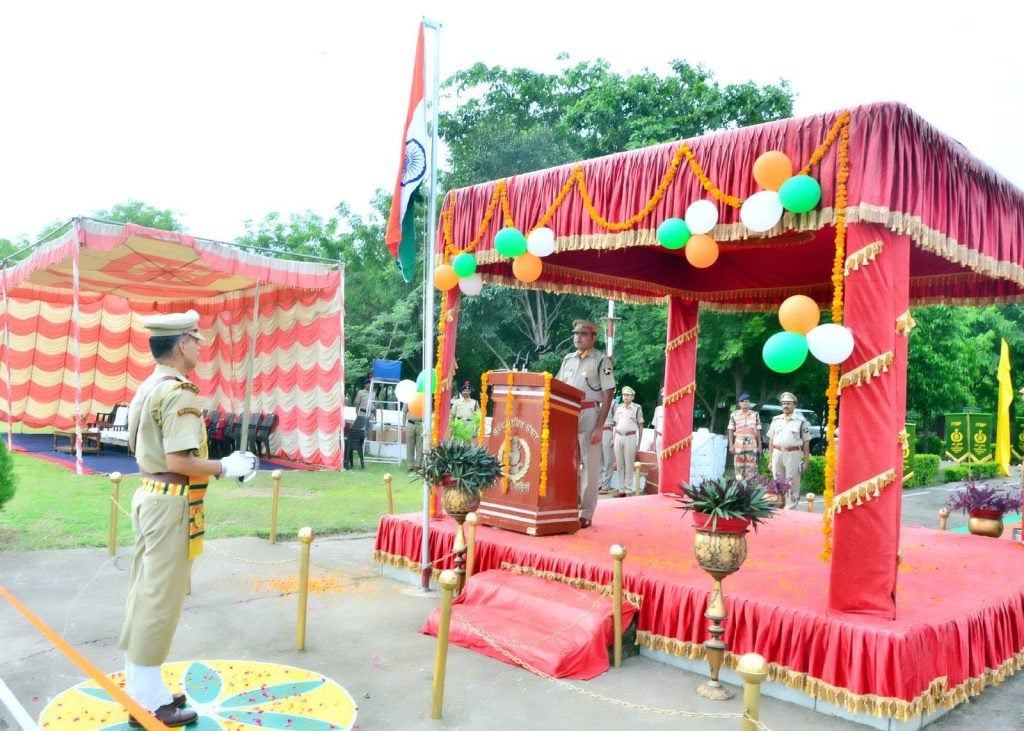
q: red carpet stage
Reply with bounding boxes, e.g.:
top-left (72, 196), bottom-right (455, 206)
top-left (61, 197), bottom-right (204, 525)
top-left (374, 495), bottom-right (1024, 722)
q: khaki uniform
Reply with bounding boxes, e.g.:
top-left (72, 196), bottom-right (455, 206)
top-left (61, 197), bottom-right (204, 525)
top-left (556, 348), bottom-right (615, 521)
top-left (405, 411), bottom-right (423, 469)
top-left (767, 412), bottom-right (809, 507)
top-left (354, 387), bottom-right (373, 419)
top-left (613, 402), bottom-right (644, 494)
top-left (599, 407), bottom-right (615, 489)
top-left (119, 364), bottom-right (207, 666)
top-left (450, 395), bottom-right (479, 421)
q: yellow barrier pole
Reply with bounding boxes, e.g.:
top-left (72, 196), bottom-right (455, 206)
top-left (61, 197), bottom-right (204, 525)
top-left (465, 511), bottom-right (478, 581)
top-left (806, 492), bottom-right (816, 512)
top-left (610, 544), bottom-right (626, 668)
top-left (108, 471), bottom-right (123, 557)
top-left (296, 527), bottom-right (314, 650)
top-left (736, 652), bottom-right (768, 731)
top-left (384, 472), bottom-right (394, 515)
top-left (431, 570), bottom-right (458, 719)
top-left (938, 507), bottom-right (949, 530)
top-left (269, 469), bottom-right (283, 544)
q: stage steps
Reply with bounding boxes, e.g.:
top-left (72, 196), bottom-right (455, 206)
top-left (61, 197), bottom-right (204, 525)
top-left (420, 569), bottom-right (638, 680)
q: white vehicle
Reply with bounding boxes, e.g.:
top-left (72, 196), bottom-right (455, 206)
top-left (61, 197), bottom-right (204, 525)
top-left (753, 403), bottom-right (824, 455)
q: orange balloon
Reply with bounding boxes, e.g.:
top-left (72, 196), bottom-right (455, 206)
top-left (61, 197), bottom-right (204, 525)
top-left (752, 151), bottom-right (793, 191)
top-left (433, 264), bottom-right (459, 291)
top-left (407, 391), bottom-right (426, 418)
top-left (778, 294), bottom-right (820, 334)
top-left (685, 234), bottom-right (719, 268)
top-left (512, 252), bottom-right (543, 282)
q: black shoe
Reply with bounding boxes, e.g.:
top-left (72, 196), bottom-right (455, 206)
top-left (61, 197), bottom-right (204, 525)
top-left (129, 702), bottom-right (198, 728)
top-left (172, 693), bottom-right (187, 708)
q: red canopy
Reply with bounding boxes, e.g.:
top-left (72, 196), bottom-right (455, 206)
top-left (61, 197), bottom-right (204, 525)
top-left (432, 101), bottom-right (1024, 617)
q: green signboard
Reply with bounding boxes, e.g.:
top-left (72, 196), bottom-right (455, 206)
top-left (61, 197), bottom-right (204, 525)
top-left (944, 413), bottom-right (968, 463)
top-left (1014, 417), bottom-right (1024, 465)
top-left (903, 422), bottom-right (916, 483)
top-left (968, 413), bottom-right (994, 463)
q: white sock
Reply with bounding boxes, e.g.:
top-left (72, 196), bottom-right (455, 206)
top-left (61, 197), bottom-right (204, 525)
top-left (125, 657), bottom-right (173, 712)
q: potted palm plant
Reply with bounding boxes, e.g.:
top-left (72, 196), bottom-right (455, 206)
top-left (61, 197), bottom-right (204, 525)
top-left (944, 475), bottom-right (1022, 538)
top-left (412, 440), bottom-right (503, 520)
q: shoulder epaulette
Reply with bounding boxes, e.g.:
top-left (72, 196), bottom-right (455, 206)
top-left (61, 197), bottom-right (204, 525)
top-left (171, 382), bottom-right (201, 395)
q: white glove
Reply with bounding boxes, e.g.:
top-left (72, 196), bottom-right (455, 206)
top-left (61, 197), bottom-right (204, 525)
top-left (221, 450), bottom-right (259, 482)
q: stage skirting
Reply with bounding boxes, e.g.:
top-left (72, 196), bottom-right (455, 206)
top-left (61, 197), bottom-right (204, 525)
top-left (374, 495), bottom-right (1024, 721)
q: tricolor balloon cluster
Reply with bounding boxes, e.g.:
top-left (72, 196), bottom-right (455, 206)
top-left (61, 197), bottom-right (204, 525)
top-left (762, 295), bottom-right (855, 373)
top-left (434, 227), bottom-right (557, 294)
top-left (393, 369), bottom-right (436, 418)
top-left (655, 150), bottom-right (823, 266)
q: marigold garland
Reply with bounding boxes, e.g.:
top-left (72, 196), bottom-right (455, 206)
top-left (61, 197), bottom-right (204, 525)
top-left (500, 370), bottom-right (515, 493)
top-left (431, 295), bottom-right (449, 446)
top-left (538, 372), bottom-right (552, 497)
top-left (820, 114), bottom-right (851, 561)
top-left (477, 371), bottom-right (490, 445)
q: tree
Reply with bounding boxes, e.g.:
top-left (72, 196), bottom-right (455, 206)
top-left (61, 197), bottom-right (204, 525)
top-left (93, 200), bottom-right (183, 231)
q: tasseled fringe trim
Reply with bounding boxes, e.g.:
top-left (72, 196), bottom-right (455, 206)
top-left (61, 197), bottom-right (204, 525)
top-left (373, 550), bottom-right (435, 576)
top-left (895, 310), bottom-right (917, 335)
top-left (501, 562), bottom-right (644, 608)
top-left (844, 240), bottom-right (883, 275)
top-left (665, 382), bottom-right (696, 405)
top-left (827, 469), bottom-right (896, 516)
top-left (635, 632), bottom-right (1024, 722)
top-left (666, 326), bottom-right (699, 351)
top-left (898, 430), bottom-right (909, 450)
top-left (838, 352), bottom-right (894, 393)
top-left (662, 435), bottom-right (693, 459)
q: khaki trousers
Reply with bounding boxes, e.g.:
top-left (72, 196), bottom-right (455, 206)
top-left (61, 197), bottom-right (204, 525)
top-left (576, 407), bottom-right (601, 521)
top-left (614, 432), bottom-right (639, 494)
top-left (771, 449), bottom-right (804, 508)
top-left (119, 491), bottom-right (191, 666)
top-left (599, 428), bottom-right (614, 488)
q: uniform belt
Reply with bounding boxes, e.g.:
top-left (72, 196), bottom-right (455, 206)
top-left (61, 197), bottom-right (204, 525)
top-left (616, 430), bottom-right (637, 436)
top-left (407, 419), bottom-right (420, 425)
top-left (580, 401), bottom-right (599, 409)
top-left (141, 470), bottom-right (190, 485)
top-left (602, 426), bottom-right (612, 431)
top-left (777, 446), bottom-right (802, 452)
top-left (140, 476), bottom-right (189, 496)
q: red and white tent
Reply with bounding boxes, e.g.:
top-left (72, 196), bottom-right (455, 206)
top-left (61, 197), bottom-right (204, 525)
top-left (430, 101), bottom-right (1024, 616)
top-left (0, 217), bottom-right (344, 469)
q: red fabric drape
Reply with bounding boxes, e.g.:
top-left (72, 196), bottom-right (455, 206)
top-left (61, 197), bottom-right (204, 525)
top-left (432, 289), bottom-right (461, 444)
top-left (660, 297), bottom-right (698, 495)
top-left (829, 224), bottom-right (909, 617)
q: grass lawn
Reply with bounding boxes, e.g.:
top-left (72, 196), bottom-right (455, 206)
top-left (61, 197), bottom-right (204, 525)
top-left (0, 453), bottom-right (425, 551)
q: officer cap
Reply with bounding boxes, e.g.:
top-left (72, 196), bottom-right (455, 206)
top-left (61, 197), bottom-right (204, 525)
top-left (571, 319), bottom-right (599, 335)
top-left (144, 310), bottom-right (206, 341)
top-left (461, 380), bottom-right (471, 392)
top-left (779, 392), bottom-right (797, 403)
top-left (738, 392), bottom-right (751, 402)
top-left (621, 386), bottom-right (635, 396)
top-left (362, 377), bottom-right (371, 386)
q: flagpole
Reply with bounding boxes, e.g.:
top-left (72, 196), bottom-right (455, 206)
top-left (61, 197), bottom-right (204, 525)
top-left (420, 17), bottom-right (442, 589)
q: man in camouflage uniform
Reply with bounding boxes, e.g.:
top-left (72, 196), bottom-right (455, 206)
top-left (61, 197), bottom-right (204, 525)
top-left (119, 310), bottom-right (257, 727)
top-left (556, 319), bottom-right (615, 528)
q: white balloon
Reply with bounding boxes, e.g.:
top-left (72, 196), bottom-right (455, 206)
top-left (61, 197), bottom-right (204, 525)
top-left (740, 191), bottom-right (784, 233)
top-left (527, 227), bottom-right (556, 257)
top-left (394, 379), bottom-right (417, 403)
top-left (684, 199), bottom-right (718, 234)
top-left (458, 273), bottom-right (484, 296)
top-left (806, 324), bottom-right (855, 364)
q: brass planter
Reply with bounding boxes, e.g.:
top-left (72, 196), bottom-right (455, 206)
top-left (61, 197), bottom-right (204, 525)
top-left (693, 527), bottom-right (749, 575)
top-left (967, 509), bottom-right (1004, 538)
top-left (442, 487), bottom-right (480, 522)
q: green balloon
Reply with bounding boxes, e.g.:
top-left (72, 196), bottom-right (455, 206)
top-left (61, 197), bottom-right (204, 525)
top-left (762, 331), bottom-right (809, 373)
top-left (657, 217), bottom-right (692, 250)
top-left (494, 227), bottom-right (528, 258)
top-left (451, 252), bottom-right (477, 278)
top-left (778, 175), bottom-right (822, 214)
top-left (416, 369), bottom-right (437, 393)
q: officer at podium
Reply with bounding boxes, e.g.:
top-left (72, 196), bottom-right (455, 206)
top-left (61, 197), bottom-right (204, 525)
top-left (556, 319), bottom-right (615, 528)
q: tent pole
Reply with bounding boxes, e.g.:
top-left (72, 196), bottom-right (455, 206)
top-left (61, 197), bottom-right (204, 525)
top-left (72, 243), bottom-right (83, 475)
top-left (239, 281), bottom-right (262, 455)
top-left (339, 263), bottom-right (346, 471)
top-left (1, 265), bottom-right (11, 446)
top-left (420, 17), bottom-right (442, 590)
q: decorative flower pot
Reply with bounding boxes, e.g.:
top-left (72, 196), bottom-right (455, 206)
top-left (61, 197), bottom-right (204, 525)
top-left (441, 486), bottom-right (480, 522)
top-left (967, 508), bottom-right (1004, 538)
top-left (692, 513), bottom-right (749, 574)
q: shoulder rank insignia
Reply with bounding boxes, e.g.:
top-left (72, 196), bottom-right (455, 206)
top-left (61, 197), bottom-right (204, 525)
top-left (171, 382), bottom-right (201, 395)
top-left (177, 406), bottom-right (204, 418)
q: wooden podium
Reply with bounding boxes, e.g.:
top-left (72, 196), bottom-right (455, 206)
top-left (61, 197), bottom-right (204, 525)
top-left (477, 372), bottom-right (584, 536)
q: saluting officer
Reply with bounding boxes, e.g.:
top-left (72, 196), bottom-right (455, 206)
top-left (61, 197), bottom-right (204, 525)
top-left (556, 319), bottom-right (615, 528)
top-left (766, 391), bottom-right (810, 508)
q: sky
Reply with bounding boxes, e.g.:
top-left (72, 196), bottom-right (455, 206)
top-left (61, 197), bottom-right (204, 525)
top-left (1, 1), bottom-right (1021, 245)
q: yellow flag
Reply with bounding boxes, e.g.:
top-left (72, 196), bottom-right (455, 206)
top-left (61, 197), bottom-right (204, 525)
top-left (995, 338), bottom-right (1013, 476)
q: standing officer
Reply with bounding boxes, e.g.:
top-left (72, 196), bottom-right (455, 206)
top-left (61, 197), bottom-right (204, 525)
top-left (353, 377), bottom-right (374, 420)
top-left (612, 386), bottom-right (644, 496)
top-left (598, 402), bottom-right (616, 494)
top-left (766, 391), bottom-right (810, 508)
top-left (119, 310), bottom-right (257, 727)
top-left (404, 402), bottom-right (422, 472)
top-left (450, 381), bottom-right (480, 422)
top-left (556, 319), bottom-right (615, 528)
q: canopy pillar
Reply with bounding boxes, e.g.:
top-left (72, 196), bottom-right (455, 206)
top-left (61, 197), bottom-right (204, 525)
top-left (828, 223), bottom-right (909, 617)
top-left (660, 297), bottom-right (698, 495)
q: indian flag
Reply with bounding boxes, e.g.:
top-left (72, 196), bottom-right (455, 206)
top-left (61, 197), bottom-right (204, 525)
top-left (385, 23), bottom-right (429, 283)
